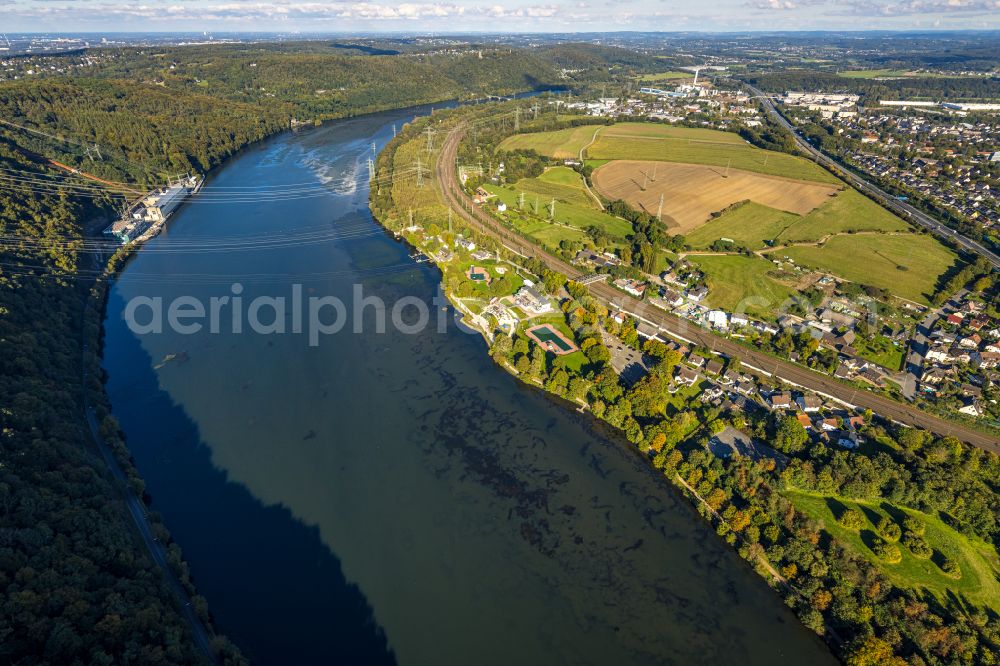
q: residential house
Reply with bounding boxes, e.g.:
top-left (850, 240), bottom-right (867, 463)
top-left (454, 236), bottom-right (476, 252)
top-left (614, 278), bottom-right (649, 298)
top-left (676, 366), bottom-right (701, 386)
top-left (958, 400), bottom-right (983, 418)
top-left (687, 286), bottom-right (709, 302)
top-left (796, 395), bottom-right (823, 413)
top-left (705, 358), bottom-right (725, 376)
top-left (706, 310), bottom-right (729, 330)
top-left (769, 392), bottom-right (792, 410)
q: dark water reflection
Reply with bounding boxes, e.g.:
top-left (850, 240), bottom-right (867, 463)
top-left (102, 105), bottom-right (836, 665)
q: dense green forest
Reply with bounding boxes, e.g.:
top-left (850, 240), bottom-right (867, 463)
top-left (0, 78), bottom-right (288, 183)
top-left (0, 43), bottom-right (591, 663)
top-left (80, 43), bottom-right (566, 120)
top-left (0, 141), bottom-right (219, 663)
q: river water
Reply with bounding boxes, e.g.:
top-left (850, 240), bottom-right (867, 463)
top-left (102, 104), bottom-right (835, 666)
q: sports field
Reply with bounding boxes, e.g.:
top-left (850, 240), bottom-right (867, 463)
top-left (592, 160), bottom-right (838, 233)
top-left (781, 234), bottom-right (959, 304)
top-left (687, 255), bottom-right (797, 316)
top-left (686, 190), bottom-right (911, 249)
top-left (497, 125), bottom-right (601, 160)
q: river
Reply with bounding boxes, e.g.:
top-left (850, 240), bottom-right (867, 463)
top-left (101, 104), bottom-right (836, 666)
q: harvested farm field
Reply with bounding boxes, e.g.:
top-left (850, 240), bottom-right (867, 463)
top-left (591, 160), bottom-right (840, 233)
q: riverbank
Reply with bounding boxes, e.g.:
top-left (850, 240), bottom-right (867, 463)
top-left (368, 108), bottom-right (843, 656)
top-left (368, 102), bottom-right (1000, 666)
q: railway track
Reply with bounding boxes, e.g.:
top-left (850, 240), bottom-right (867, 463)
top-left (435, 123), bottom-right (999, 453)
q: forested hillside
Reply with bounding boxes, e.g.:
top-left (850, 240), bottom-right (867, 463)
top-left (0, 141), bottom-right (221, 663)
top-left (80, 43), bottom-right (564, 121)
top-left (0, 78), bottom-right (288, 183)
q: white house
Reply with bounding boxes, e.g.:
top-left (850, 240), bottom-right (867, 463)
top-left (707, 310), bottom-right (729, 330)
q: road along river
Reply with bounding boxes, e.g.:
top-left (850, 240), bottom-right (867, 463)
top-left (102, 104), bottom-right (836, 665)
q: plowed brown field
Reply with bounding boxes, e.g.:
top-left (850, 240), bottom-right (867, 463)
top-left (592, 160), bottom-right (838, 232)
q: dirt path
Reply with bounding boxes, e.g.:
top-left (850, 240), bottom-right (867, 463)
top-left (579, 127), bottom-right (605, 210)
top-left (673, 473), bottom-right (787, 584)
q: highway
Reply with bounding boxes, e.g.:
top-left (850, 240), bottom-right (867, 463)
top-left (747, 85), bottom-right (1000, 269)
top-left (435, 124), bottom-right (999, 453)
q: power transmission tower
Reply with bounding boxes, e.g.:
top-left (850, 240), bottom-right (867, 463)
top-left (448, 208), bottom-right (453, 233)
top-left (416, 157), bottom-right (423, 188)
top-left (371, 142), bottom-right (377, 155)
top-left (534, 196), bottom-right (539, 214)
top-left (392, 124), bottom-right (397, 138)
top-left (657, 193), bottom-right (664, 223)
top-left (724, 158), bottom-right (731, 178)
top-left (532, 103), bottom-right (539, 119)
top-left (367, 157), bottom-right (375, 182)
top-left (425, 126), bottom-right (436, 154)
top-left (514, 107), bottom-right (520, 132)
top-left (651, 163), bottom-right (657, 182)
top-left (518, 191), bottom-right (525, 210)
top-left (549, 198), bottom-right (556, 219)
top-left (641, 171), bottom-right (648, 191)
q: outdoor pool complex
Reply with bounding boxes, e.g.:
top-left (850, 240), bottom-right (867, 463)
top-left (527, 324), bottom-right (577, 354)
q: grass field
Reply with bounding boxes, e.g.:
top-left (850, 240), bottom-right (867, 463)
top-left (516, 166), bottom-right (597, 209)
top-left (590, 123), bottom-right (839, 183)
top-left (482, 184), bottom-right (630, 251)
top-left (640, 71), bottom-right (693, 82)
top-left (786, 490), bottom-right (1000, 609)
top-left (500, 122), bottom-right (837, 183)
top-left (687, 190), bottom-right (912, 249)
top-left (498, 125), bottom-right (601, 160)
top-left (592, 160), bottom-right (838, 233)
top-left (687, 254), bottom-right (797, 316)
top-left (781, 234), bottom-right (959, 304)
top-left (855, 334), bottom-right (905, 371)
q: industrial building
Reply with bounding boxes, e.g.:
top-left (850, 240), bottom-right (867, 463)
top-left (105, 175), bottom-right (201, 243)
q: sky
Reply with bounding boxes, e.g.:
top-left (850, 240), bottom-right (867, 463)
top-left (3, 0), bottom-right (1000, 32)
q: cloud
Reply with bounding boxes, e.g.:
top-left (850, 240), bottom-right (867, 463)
top-left (4, 0), bottom-right (584, 25)
top-left (746, 0), bottom-right (1000, 16)
top-left (748, 0), bottom-right (800, 9)
top-left (833, 0), bottom-right (1000, 15)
